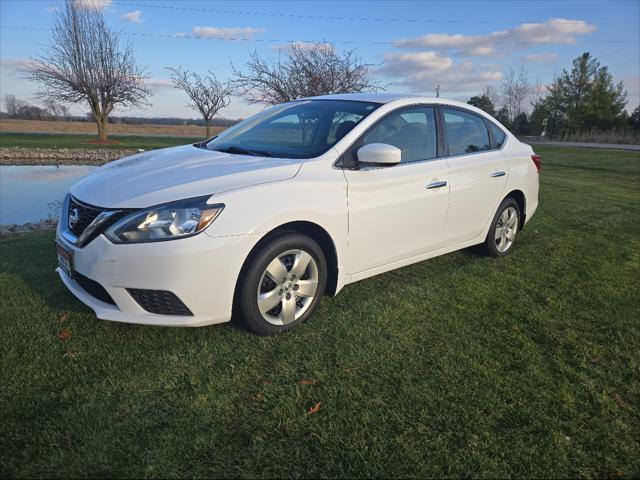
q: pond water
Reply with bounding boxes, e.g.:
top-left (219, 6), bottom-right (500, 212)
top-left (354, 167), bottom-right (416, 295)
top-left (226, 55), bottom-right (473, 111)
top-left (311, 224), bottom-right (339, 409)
top-left (0, 165), bottom-right (96, 225)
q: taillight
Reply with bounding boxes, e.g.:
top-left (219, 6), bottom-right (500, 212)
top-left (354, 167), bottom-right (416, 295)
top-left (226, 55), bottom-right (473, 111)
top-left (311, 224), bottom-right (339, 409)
top-left (531, 154), bottom-right (542, 173)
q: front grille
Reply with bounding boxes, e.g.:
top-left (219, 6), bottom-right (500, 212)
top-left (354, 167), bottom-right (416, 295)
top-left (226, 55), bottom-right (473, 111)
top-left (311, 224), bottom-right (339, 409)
top-left (66, 196), bottom-right (131, 247)
top-left (68, 197), bottom-right (104, 237)
top-left (73, 272), bottom-right (116, 305)
top-left (127, 288), bottom-right (193, 316)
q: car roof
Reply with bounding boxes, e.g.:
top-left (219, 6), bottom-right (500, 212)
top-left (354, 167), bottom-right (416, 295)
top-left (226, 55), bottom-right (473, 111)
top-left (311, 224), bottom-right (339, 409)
top-left (301, 92), bottom-right (472, 109)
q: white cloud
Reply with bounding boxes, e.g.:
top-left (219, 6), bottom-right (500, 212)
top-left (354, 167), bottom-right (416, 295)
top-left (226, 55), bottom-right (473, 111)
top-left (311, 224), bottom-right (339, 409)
top-left (144, 79), bottom-right (173, 92)
top-left (524, 53), bottom-right (559, 62)
top-left (73, 0), bottom-right (112, 10)
top-left (394, 18), bottom-right (596, 56)
top-left (122, 10), bottom-right (142, 24)
top-left (192, 26), bottom-right (265, 40)
top-left (378, 51), bottom-right (503, 95)
top-left (0, 58), bottom-right (36, 73)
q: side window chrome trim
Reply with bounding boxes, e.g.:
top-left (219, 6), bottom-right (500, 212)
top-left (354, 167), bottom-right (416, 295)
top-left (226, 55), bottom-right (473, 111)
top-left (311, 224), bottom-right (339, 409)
top-left (358, 155), bottom-right (448, 171)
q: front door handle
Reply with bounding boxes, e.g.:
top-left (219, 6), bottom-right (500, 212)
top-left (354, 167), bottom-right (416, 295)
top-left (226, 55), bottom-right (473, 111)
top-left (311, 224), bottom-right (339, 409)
top-left (490, 171), bottom-right (506, 178)
top-left (426, 180), bottom-right (447, 189)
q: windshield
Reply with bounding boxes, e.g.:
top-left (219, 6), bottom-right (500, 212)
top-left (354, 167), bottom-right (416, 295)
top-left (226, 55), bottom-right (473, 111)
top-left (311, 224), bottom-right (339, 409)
top-left (206, 100), bottom-right (381, 159)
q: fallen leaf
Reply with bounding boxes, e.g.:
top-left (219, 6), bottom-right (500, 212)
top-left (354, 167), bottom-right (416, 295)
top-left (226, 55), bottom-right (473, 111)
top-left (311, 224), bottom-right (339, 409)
top-left (59, 312), bottom-right (69, 323)
top-left (252, 393), bottom-right (265, 402)
top-left (299, 378), bottom-right (318, 385)
top-left (590, 357), bottom-right (600, 364)
top-left (63, 431), bottom-right (72, 449)
top-left (608, 472), bottom-right (625, 479)
top-left (58, 329), bottom-right (71, 342)
top-left (612, 394), bottom-right (628, 408)
top-left (261, 379), bottom-right (273, 385)
top-left (63, 351), bottom-right (77, 359)
top-left (307, 402), bottom-right (321, 415)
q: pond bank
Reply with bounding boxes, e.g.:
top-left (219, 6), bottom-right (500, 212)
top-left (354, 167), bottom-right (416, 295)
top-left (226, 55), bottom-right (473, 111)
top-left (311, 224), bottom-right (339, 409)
top-left (0, 147), bottom-right (138, 165)
top-left (0, 218), bottom-right (57, 237)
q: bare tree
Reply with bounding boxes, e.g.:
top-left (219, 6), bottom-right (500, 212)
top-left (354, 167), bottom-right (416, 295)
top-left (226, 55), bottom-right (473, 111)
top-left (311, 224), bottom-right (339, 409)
top-left (4, 95), bottom-right (27, 118)
top-left (167, 67), bottom-right (232, 137)
top-left (232, 43), bottom-right (383, 105)
top-left (500, 67), bottom-right (530, 123)
top-left (43, 99), bottom-right (70, 119)
top-left (482, 85), bottom-right (500, 107)
top-left (26, 0), bottom-right (150, 140)
top-left (530, 76), bottom-right (547, 107)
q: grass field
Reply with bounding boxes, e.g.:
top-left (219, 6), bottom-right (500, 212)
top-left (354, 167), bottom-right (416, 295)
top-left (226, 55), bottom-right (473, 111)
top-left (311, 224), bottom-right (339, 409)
top-left (0, 118), bottom-right (224, 138)
top-left (0, 132), bottom-right (207, 150)
top-left (1, 146), bottom-right (639, 478)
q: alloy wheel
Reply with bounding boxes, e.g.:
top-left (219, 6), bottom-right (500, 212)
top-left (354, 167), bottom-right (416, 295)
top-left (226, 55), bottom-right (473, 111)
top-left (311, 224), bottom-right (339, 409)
top-left (256, 249), bottom-right (319, 325)
top-left (495, 206), bottom-right (518, 253)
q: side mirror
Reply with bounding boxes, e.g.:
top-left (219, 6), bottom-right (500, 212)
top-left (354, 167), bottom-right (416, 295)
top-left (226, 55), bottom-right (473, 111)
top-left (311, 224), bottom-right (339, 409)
top-left (356, 143), bottom-right (401, 166)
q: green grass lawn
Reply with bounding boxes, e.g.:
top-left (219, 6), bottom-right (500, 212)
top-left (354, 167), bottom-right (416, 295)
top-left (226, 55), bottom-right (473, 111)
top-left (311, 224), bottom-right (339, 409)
top-left (0, 132), bottom-right (204, 150)
top-left (1, 146), bottom-right (639, 478)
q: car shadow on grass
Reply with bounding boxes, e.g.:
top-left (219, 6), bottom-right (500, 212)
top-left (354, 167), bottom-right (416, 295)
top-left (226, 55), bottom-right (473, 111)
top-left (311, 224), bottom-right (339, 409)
top-left (0, 231), bottom-right (97, 316)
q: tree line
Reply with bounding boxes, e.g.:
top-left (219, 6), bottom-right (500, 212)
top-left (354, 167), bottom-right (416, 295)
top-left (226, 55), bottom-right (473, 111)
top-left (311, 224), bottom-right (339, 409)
top-left (3, 94), bottom-right (70, 121)
top-left (0, 100), bottom-right (240, 129)
top-left (468, 53), bottom-right (639, 142)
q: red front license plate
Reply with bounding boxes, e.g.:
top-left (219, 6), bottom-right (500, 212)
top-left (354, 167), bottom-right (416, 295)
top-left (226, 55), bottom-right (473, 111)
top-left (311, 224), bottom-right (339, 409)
top-left (56, 243), bottom-right (74, 277)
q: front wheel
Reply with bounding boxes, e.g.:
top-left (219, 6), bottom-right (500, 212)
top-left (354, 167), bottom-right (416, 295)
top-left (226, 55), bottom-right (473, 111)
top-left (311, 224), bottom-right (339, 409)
top-left (483, 198), bottom-right (520, 257)
top-left (236, 233), bottom-right (327, 335)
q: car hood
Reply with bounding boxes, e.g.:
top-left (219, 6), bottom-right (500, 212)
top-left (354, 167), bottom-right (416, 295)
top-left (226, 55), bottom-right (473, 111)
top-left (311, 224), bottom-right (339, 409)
top-left (70, 145), bottom-right (303, 208)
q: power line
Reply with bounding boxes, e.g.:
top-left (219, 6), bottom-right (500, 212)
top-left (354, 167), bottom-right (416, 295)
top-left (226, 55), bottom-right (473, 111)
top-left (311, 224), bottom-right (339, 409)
top-left (608, 58), bottom-right (640, 69)
top-left (1, 25), bottom-right (637, 46)
top-left (114, 1), bottom-right (638, 25)
top-left (534, 46), bottom-right (639, 80)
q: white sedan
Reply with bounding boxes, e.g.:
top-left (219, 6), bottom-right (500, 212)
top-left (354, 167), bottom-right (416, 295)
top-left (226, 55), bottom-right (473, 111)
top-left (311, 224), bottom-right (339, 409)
top-left (55, 93), bottom-right (540, 334)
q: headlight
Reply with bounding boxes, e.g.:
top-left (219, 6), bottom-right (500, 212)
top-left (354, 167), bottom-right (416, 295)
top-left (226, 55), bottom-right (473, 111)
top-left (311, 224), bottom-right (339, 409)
top-left (105, 196), bottom-right (224, 244)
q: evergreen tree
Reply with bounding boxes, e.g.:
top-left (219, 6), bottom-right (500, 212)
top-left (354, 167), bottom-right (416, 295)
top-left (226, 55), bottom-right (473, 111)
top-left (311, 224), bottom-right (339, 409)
top-left (561, 52), bottom-right (599, 133)
top-left (543, 76), bottom-right (568, 139)
top-left (528, 101), bottom-right (549, 137)
top-left (526, 53), bottom-right (629, 138)
top-left (582, 67), bottom-right (627, 130)
top-left (467, 94), bottom-right (496, 116)
top-left (495, 106), bottom-right (510, 129)
top-left (529, 76), bottom-right (567, 139)
top-left (629, 105), bottom-right (640, 130)
top-left (512, 112), bottom-right (531, 136)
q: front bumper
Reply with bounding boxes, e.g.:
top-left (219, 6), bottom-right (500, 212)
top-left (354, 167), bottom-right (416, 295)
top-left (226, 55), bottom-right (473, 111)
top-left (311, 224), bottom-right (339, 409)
top-left (55, 226), bottom-right (258, 327)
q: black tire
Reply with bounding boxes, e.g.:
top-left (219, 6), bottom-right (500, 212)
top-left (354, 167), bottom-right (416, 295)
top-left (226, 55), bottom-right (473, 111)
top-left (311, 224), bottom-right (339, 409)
top-left (483, 197), bottom-right (521, 257)
top-left (235, 232), bottom-right (327, 335)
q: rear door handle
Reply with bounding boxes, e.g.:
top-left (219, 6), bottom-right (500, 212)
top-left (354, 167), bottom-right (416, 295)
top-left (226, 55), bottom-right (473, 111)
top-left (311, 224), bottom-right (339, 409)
top-left (426, 180), bottom-right (447, 189)
top-left (490, 171), bottom-right (506, 178)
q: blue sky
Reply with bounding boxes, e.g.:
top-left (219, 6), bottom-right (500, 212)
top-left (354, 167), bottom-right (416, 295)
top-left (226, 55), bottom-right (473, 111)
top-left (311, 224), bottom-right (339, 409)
top-left (1, 0), bottom-right (638, 118)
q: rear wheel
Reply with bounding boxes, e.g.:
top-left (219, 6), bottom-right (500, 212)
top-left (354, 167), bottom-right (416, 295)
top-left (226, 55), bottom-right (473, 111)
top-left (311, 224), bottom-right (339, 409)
top-left (483, 198), bottom-right (520, 257)
top-left (236, 233), bottom-right (327, 335)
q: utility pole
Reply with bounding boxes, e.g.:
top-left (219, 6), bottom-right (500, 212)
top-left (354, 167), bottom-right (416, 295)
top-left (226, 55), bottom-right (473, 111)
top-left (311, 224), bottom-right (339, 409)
top-left (435, 84), bottom-right (440, 98)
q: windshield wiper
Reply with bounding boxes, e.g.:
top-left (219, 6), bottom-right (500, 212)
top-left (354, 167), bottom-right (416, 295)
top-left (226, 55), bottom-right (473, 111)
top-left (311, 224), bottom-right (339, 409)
top-left (212, 145), bottom-right (272, 157)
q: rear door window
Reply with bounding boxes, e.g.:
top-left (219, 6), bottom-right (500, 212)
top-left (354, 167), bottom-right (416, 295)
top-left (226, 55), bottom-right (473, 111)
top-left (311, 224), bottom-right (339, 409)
top-left (443, 108), bottom-right (491, 156)
top-left (486, 121), bottom-right (507, 148)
